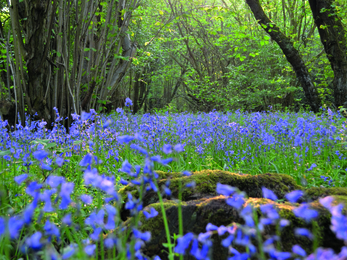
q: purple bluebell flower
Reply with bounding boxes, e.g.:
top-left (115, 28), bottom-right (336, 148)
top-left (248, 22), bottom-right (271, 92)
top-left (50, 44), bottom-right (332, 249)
top-left (182, 171), bottom-right (192, 176)
top-left (62, 214), bottom-right (72, 226)
top-left (85, 244), bottom-right (96, 256)
top-left (226, 193), bottom-right (245, 210)
top-left (79, 153), bottom-right (93, 166)
top-left (285, 190), bottom-right (304, 203)
top-left (44, 220), bottom-right (60, 240)
top-left (216, 183), bottom-right (237, 196)
top-left (105, 204), bottom-right (117, 230)
top-left (125, 97), bottom-right (133, 107)
top-left (262, 187), bottom-right (278, 201)
top-left (118, 135), bottom-right (135, 144)
top-left (0, 217), bottom-right (5, 237)
top-left (143, 207), bottom-right (158, 219)
top-left (81, 111), bottom-right (92, 121)
top-left (292, 244), bottom-right (306, 257)
top-left (206, 223), bottom-right (218, 231)
top-left (319, 196), bottom-right (334, 209)
top-left (33, 150), bottom-right (49, 160)
top-left (14, 174), bottom-right (28, 185)
top-left (133, 229), bottom-right (151, 242)
top-left (55, 157), bottom-right (64, 167)
top-left (174, 144), bottom-right (184, 153)
top-left (174, 232), bottom-right (194, 255)
top-left (295, 228), bottom-right (313, 239)
top-left (59, 182), bottom-right (74, 209)
top-left (9, 217), bottom-right (25, 239)
top-left (81, 194), bottom-right (93, 205)
top-left (293, 203), bottom-right (318, 223)
top-left (25, 232), bottom-right (43, 251)
top-left (104, 237), bottom-right (116, 249)
top-left (90, 227), bottom-right (102, 240)
top-left (221, 234), bottom-right (234, 247)
top-left (163, 144), bottom-right (172, 154)
top-left (62, 244), bottom-right (76, 259)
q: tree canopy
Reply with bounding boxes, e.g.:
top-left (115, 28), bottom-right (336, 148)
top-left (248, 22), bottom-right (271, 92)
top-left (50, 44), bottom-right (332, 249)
top-left (0, 0), bottom-right (346, 127)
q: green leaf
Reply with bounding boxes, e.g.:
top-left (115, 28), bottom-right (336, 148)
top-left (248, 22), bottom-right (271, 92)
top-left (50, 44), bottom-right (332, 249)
top-left (84, 48), bottom-right (90, 52)
top-left (0, 150), bottom-right (11, 156)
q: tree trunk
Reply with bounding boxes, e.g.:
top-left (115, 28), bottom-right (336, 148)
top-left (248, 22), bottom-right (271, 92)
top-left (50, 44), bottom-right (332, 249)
top-left (246, 0), bottom-right (321, 112)
top-left (308, 0), bottom-right (347, 108)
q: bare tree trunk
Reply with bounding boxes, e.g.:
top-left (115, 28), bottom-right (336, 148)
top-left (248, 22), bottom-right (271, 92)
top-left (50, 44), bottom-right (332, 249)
top-left (246, 0), bottom-right (321, 112)
top-left (308, 0), bottom-right (347, 108)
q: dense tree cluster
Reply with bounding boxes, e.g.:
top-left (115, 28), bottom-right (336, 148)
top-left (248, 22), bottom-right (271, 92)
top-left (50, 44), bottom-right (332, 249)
top-left (0, 0), bottom-right (346, 127)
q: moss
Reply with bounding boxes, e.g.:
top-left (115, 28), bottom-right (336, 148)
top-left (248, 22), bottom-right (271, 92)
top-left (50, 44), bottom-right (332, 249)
top-left (136, 201), bottom-right (182, 238)
top-left (305, 187), bottom-right (347, 200)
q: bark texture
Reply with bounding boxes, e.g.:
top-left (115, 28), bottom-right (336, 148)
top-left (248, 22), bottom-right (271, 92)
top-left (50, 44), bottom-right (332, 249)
top-left (246, 0), bottom-right (321, 112)
top-left (308, 0), bottom-right (347, 108)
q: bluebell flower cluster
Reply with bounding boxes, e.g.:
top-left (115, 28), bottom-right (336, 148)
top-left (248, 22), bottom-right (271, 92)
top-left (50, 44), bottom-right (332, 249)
top-left (0, 108), bottom-right (346, 259)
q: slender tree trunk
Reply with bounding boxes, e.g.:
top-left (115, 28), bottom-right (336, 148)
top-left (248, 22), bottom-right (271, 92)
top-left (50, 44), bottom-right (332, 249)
top-left (308, 0), bottom-right (347, 108)
top-left (246, 0), bottom-right (321, 112)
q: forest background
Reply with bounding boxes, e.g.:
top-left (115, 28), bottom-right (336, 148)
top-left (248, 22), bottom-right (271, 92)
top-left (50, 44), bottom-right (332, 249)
top-left (0, 0), bottom-right (346, 128)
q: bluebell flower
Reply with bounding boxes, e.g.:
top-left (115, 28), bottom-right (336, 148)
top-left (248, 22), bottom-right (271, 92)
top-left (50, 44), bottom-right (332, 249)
top-left (118, 135), bottom-right (135, 144)
top-left (81, 194), bottom-right (93, 205)
top-left (186, 181), bottom-right (196, 188)
top-left (55, 157), bottom-right (64, 167)
top-left (143, 207), bottom-right (158, 219)
top-left (292, 244), bottom-right (306, 257)
top-left (105, 204), bottom-right (116, 230)
top-left (81, 111), bottom-right (92, 121)
top-left (79, 153), bottom-right (93, 166)
top-left (120, 179), bottom-right (129, 185)
top-left (295, 228), bottom-right (313, 239)
top-left (174, 144), bottom-right (184, 153)
top-left (226, 193), bottom-right (245, 210)
top-left (130, 143), bottom-right (148, 155)
top-left (26, 181), bottom-right (42, 197)
top-left (84, 244), bottom-right (96, 256)
top-left (40, 189), bottom-right (56, 212)
top-left (216, 183), bottom-right (237, 196)
top-left (160, 158), bottom-right (173, 165)
top-left (285, 190), bottom-right (304, 203)
top-left (90, 227), bottom-right (102, 240)
top-left (125, 97), bottom-right (133, 107)
top-left (164, 187), bottom-right (171, 196)
top-left (62, 244), bottom-right (76, 259)
top-left (221, 234), bottom-right (234, 247)
top-left (59, 182), bottom-right (74, 209)
top-left (133, 229), bottom-right (151, 242)
top-left (125, 193), bottom-right (136, 210)
top-left (182, 170), bottom-right (192, 176)
top-left (262, 187), bottom-right (278, 201)
top-left (293, 203), bottom-right (318, 223)
top-left (206, 223), bottom-right (218, 231)
top-left (319, 196), bottom-right (334, 209)
top-left (25, 232), bottom-right (43, 251)
top-left (104, 237), bottom-right (116, 249)
top-left (9, 216), bottom-right (25, 239)
top-left (44, 220), bottom-right (60, 240)
top-left (62, 214), bottom-right (72, 226)
top-left (46, 175), bottom-right (65, 188)
top-left (163, 144), bottom-right (172, 154)
top-left (174, 232), bottom-right (194, 255)
top-left (33, 150), bottom-right (48, 160)
top-left (41, 163), bottom-right (52, 171)
top-left (121, 159), bottom-right (133, 175)
top-left (0, 217), bottom-right (5, 237)
top-left (14, 174), bottom-right (28, 185)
